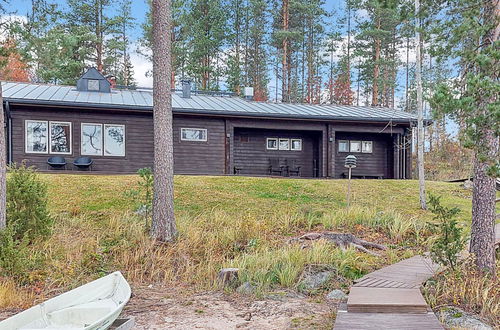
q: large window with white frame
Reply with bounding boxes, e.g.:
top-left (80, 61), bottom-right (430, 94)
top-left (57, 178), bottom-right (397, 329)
top-left (266, 138), bottom-right (278, 150)
top-left (25, 120), bottom-right (48, 153)
top-left (291, 139), bottom-right (302, 151)
top-left (338, 140), bottom-right (349, 152)
top-left (181, 128), bottom-right (207, 141)
top-left (278, 138), bottom-right (290, 150)
top-left (104, 124), bottom-right (125, 156)
top-left (362, 141), bottom-right (373, 153)
top-left (81, 123), bottom-right (103, 156)
top-left (50, 121), bottom-right (72, 154)
top-left (338, 139), bottom-right (373, 153)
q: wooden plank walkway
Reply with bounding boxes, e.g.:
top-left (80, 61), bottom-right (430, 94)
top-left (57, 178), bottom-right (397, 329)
top-left (333, 255), bottom-right (443, 329)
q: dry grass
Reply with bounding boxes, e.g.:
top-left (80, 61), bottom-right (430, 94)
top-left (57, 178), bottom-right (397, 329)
top-left (423, 259), bottom-right (500, 326)
top-left (1, 174), bottom-right (494, 309)
top-left (0, 280), bottom-right (35, 309)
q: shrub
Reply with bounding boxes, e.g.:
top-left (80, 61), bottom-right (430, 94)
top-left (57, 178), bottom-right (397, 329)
top-left (126, 167), bottom-right (153, 230)
top-left (427, 194), bottom-right (467, 270)
top-left (7, 163), bottom-right (53, 241)
top-left (0, 224), bottom-right (31, 280)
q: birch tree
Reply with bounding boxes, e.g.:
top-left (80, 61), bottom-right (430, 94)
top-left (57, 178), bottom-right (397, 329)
top-left (0, 83), bottom-right (5, 229)
top-left (415, 0), bottom-right (426, 209)
top-left (151, 0), bottom-right (177, 242)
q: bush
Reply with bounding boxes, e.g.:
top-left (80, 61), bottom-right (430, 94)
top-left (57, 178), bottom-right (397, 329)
top-left (7, 163), bottom-right (53, 241)
top-left (427, 194), bottom-right (467, 270)
top-left (0, 224), bottom-right (31, 280)
top-left (126, 167), bottom-right (153, 230)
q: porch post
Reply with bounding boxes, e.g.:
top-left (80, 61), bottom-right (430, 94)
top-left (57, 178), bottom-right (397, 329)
top-left (224, 120), bottom-right (234, 175)
top-left (328, 124), bottom-right (335, 178)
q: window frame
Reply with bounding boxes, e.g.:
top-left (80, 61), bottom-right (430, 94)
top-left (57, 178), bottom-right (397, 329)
top-left (350, 140), bottom-right (362, 153)
top-left (362, 141), bottom-right (373, 153)
top-left (87, 79), bottom-right (100, 91)
top-left (278, 138), bottom-right (290, 150)
top-left (266, 137), bottom-right (278, 150)
top-left (104, 124), bottom-right (126, 157)
top-left (180, 128), bottom-right (208, 142)
top-left (290, 138), bottom-right (302, 151)
top-left (338, 140), bottom-right (349, 153)
top-left (25, 120), bottom-right (49, 154)
top-left (49, 121), bottom-right (72, 155)
top-left (81, 123), bottom-right (104, 156)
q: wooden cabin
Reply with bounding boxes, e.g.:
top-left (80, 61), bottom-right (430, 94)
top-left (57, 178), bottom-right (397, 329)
top-left (2, 69), bottom-right (416, 179)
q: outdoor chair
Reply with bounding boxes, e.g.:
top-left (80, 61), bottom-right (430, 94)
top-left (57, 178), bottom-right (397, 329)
top-left (73, 156), bottom-right (93, 171)
top-left (287, 159), bottom-right (301, 177)
top-left (47, 156), bottom-right (67, 170)
top-left (268, 158), bottom-right (285, 176)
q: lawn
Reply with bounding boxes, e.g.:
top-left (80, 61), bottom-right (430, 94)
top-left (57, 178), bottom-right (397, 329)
top-left (1, 174), bottom-right (497, 310)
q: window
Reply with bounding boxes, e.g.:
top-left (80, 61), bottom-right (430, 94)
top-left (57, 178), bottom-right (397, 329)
top-left (181, 128), bottom-right (207, 141)
top-left (266, 138), bottom-right (278, 150)
top-left (338, 140), bottom-right (349, 152)
top-left (362, 141), bottom-right (373, 153)
top-left (350, 141), bottom-right (361, 153)
top-left (104, 124), bottom-right (125, 156)
top-left (291, 139), bottom-right (302, 151)
top-left (50, 121), bottom-right (71, 154)
top-left (278, 138), bottom-right (290, 150)
top-left (25, 120), bottom-right (48, 153)
top-left (81, 123), bottom-right (103, 155)
top-left (87, 79), bottom-right (100, 91)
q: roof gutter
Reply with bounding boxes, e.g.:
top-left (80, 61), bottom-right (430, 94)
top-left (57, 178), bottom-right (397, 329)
top-left (5, 97), bottom-right (421, 125)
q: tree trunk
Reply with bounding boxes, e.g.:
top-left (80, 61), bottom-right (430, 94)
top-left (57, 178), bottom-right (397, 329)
top-left (415, 0), bottom-right (427, 209)
top-left (151, 0), bottom-right (177, 242)
top-left (281, 0), bottom-right (289, 102)
top-left (0, 84), bottom-right (6, 229)
top-left (371, 17), bottom-right (381, 106)
top-left (470, 131), bottom-right (497, 272)
top-left (469, 0), bottom-right (499, 273)
top-left (96, 0), bottom-right (103, 72)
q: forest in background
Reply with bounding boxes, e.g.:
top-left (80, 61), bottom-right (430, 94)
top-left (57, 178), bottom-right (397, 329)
top-left (0, 0), bottom-right (479, 180)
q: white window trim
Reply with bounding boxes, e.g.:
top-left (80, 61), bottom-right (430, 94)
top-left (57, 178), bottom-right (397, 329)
top-left (290, 138), bottom-right (302, 151)
top-left (49, 121), bottom-right (72, 155)
top-left (104, 124), bottom-right (126, 157)
top-left (266, 137), bottom-right (278, 150)
top-left (278, 138), bottom-right (290, 150)
top-left (180, 128), bottom-right (208, 142)
top-left (25, 120), bottom-right (48, 154)
top-left (338, 140), bottom-right (349, 153)
top-left (81, 123), bottom-right (103, 156)
top-left (362, 141), bottom-right (373, 153)
top-left (350, 140), bottom-right (362, 153)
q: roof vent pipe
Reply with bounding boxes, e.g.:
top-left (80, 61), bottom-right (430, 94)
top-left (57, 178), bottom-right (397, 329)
top-left (244, 87), bottom-right (254, 100)
top-left (181, 79), bottom-right (191, 98)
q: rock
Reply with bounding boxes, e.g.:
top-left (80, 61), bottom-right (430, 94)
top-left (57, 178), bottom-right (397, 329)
top-left (439, 306), bottom-right (493, 330)
top-left (299, 270), bottom-right (334, 294)
top-left (217, 268), bottom-right (239, 287)
top-left (237, 282), bottom-right (255, 294)
top-left (462, 180), bottom-right (473, 190)
top-left (326, 289), bottom-right (347, 301)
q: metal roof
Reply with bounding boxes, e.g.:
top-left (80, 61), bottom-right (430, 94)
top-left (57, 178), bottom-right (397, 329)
top-left (2, 81), bottom-right (418, 123)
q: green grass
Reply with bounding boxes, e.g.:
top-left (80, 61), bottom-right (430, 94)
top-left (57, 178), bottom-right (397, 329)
top-left (1, 174), bottom-right (497, 308)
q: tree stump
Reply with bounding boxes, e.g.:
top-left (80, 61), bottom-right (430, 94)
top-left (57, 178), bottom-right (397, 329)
top-left (217, 268), bottom-right (239, 287)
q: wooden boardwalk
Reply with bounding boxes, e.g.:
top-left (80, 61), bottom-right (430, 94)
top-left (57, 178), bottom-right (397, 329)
top-left (333, 255), bottom-right (443, 329)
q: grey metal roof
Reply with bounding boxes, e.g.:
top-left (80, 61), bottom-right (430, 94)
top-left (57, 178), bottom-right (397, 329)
top-left (2, 81), bottom-right (418, 123)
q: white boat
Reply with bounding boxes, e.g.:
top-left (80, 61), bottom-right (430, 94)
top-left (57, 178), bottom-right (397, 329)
top-left (0, 271), bottom-right (131, 330)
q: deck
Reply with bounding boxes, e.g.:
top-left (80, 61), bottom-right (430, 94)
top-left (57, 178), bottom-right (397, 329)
top-left (333, 255), bottom-right (443, 329)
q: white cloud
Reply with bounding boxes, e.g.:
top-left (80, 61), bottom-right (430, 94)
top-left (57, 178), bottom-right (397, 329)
top-left (130, 45), bottom-right (153, 87)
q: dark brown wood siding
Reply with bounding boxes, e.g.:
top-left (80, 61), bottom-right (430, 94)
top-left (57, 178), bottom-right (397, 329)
top-left (334, 132), bottom-right (394, 179)
top-left (172, 115), bottom-right (225, 174)
top-left (9, 106), bottom-right (225, 174)
top-left (233, 128), bottom-right (320, 177)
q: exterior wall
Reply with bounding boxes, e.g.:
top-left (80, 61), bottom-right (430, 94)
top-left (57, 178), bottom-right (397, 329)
top-left (334, 132), bottom-right (394, 179)
top-left (233, 128), bottom-right (320, 177)
top-left (9, 106), bottom-right (226, 174)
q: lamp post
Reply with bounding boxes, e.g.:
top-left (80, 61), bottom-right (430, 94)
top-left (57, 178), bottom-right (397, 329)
top-left (344, 155), bottom-right (357, 208)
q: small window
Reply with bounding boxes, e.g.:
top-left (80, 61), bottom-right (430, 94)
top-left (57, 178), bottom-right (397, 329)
top-left (25, 120), bottom-right (48, 153)
top-left (104, 124), bottom-right (125, 156)
top-left (81, 123), bottom-right (103, 155)
top-left (181, 128), bottom-right (207, 141)
top-left (350, 141), bottom-right (361, 153)
top-left (278, 138), bottom-right (290, 150)
top-left (338, 140), bottom-right (349, 152)
top-left (87, 79), bottom-right (100, 91)
top-left (266, 138), bottom-right (278, 150)
top-left (291, 139), bottom-right (302, 151)
top-left (50, 121), bottom-right (71, 154)
top-left (362, 141), bottom-right (373, 153)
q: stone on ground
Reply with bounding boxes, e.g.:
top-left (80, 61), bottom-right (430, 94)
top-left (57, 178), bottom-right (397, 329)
top-left (439, 306), bottom-right (492, 330)
top-left (326, 289), bottom-right (347, 301)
